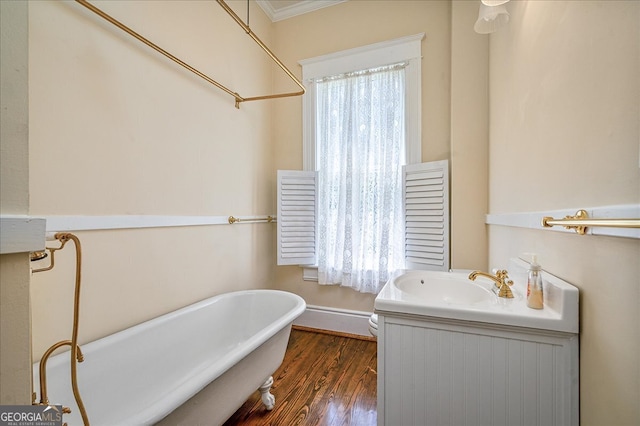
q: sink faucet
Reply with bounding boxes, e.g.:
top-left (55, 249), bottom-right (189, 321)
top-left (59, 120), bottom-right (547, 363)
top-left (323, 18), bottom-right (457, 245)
top-left (468, 269), bottom-right (514, 298)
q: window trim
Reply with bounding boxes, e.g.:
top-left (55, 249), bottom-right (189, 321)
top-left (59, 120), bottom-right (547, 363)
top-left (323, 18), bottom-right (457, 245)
top-left (299, 33), bottom-right (424, 172)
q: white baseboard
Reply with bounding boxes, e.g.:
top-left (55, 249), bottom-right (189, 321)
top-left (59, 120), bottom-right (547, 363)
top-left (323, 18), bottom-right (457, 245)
top-left (293, 304), bottom-right (373, 337)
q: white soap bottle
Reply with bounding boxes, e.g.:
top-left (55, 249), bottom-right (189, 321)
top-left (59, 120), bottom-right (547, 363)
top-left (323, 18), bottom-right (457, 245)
top-left (526, 254), bottom-right (544, 309)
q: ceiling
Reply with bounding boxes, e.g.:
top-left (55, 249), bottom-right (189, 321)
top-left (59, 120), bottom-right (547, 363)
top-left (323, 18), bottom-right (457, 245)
top-left (256, 0), bottom-right (347, 22)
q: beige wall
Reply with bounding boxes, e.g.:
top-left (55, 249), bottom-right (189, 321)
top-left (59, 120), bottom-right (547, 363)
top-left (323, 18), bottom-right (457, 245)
top-left (0, 0), bottom-right (32, 405)
top-left (271, 0), bottom-right (454, 311)
top-left (4, 1), bottom-right (638, 424)
top-left (488, 1), bottom-right (640, 424)
top-left (28, 0), bottom-right (277, 359)
top-left (451, 1), bottom-right (489, 271)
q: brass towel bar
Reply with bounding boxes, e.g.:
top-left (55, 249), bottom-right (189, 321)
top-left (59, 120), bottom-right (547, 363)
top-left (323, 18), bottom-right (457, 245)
top-left (542, 209), bottom-right (640, 235)
top-left (75, 0), bottom-right (305, 108)
top-left (228, 215), bottom-right (275, 224)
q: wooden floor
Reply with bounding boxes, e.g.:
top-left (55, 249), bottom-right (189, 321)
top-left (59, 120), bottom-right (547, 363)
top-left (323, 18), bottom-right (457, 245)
top-left (223, 327), bottom-right (377, 426)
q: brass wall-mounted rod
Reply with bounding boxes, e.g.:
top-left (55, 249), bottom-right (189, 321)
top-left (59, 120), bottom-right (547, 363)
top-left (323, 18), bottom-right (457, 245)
top-left (542, 209), bottom-right (640, 235)
top-left (74, 0), bottom-right (305, 109)
top-left (228, 215), bottom-right (275, 224)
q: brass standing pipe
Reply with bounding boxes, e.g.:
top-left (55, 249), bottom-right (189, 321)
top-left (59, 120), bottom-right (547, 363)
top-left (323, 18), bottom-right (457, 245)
top-left (74, 0), bottom-right (305, 109)
top-left (37, 340), bottom-right (84, 406)
top-left (32, 233), bottom-right (90, 426)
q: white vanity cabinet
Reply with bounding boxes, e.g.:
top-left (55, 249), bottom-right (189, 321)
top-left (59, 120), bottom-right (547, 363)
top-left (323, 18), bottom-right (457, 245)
top-left (375, 260), bottom-right (580, 426)
top-left (376, 313), bottom-right (579, 426)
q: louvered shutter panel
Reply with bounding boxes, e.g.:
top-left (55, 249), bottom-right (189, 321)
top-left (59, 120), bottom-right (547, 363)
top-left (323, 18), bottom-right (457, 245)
top-left (277, 170), bottom-right (317, 265)
top-left (403, 160), bottom-right (450, 271)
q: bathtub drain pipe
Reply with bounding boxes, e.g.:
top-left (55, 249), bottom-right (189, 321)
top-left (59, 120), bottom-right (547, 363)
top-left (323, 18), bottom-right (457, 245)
top-left (32, 233), bottom-right (90, 426)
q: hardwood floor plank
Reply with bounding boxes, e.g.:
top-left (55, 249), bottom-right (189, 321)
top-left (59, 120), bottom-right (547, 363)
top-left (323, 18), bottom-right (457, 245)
top-left (223, 329), bottom-right (377, 426)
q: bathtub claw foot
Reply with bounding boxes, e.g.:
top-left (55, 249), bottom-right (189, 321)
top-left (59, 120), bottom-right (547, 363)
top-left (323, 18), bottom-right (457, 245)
top-left (258, 376), bottom-right (275, 410)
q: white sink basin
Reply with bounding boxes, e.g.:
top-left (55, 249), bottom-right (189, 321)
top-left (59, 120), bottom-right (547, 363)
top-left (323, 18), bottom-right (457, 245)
top-left (375, 258), bottom-right (579, 333)
top-left (393, 270), bottom-right (494, 305)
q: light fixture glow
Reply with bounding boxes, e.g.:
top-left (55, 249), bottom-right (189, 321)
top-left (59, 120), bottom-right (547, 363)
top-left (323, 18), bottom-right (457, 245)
top-left (474, 2), bottom-right (510, 34)
top-left (481, 0), bottom-right (510, 6)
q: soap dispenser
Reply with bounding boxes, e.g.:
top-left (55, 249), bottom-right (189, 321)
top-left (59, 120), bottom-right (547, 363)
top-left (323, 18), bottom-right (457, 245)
top-left (526, 254), bottom-right (544, 309)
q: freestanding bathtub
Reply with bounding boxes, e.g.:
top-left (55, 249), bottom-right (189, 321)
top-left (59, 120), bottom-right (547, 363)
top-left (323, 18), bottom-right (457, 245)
top-left (33, 290), bottom-right (306, 426)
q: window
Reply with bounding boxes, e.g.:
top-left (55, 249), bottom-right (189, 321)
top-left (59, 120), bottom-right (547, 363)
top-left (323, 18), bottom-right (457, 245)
top-left (301, 34), bottom-right (424, 171)
top-left (278, 34), bottom-right (450, 294)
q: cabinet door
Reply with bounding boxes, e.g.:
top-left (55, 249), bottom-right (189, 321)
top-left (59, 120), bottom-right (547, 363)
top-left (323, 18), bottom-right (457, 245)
top-left (379, 316), bottom-right (579, 426)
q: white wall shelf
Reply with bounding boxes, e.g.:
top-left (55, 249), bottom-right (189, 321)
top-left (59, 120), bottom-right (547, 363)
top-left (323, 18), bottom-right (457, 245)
top-left (43, 215), bottom-right (275, 232)
top-left (0, 216), bottom-right (46, 254)
top-left (0, 214), bottom-right (277, 254)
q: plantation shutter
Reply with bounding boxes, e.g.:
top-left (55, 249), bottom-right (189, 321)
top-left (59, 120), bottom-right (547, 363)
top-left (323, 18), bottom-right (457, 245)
top-left (277, 170), bottom-right (317, 265)
top-left (403, 160), bottom-right (450, 271)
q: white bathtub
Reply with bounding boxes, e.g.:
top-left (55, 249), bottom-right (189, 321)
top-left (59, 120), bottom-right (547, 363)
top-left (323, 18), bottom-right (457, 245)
top-left (33, 290), bottom-right (306, 426)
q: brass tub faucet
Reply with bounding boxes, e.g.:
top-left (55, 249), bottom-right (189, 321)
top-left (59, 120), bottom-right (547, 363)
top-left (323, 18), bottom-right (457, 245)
top-left (469, 269), bottom-right (514, 298)
top-left (31, 233), bottom-right (90, 425)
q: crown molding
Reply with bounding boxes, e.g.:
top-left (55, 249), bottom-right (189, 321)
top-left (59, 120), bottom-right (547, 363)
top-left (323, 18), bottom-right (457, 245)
top-left (257, 0), bottom-right (347, 22)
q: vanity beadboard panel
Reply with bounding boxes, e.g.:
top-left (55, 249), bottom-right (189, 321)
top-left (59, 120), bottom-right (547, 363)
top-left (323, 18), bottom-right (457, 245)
top-left (377, 314), bottom-right (579, 426)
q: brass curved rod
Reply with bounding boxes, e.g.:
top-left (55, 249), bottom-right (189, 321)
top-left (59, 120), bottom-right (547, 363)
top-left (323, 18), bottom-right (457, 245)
top-left (74, 0), bottom-right (305, 109)
top-left (58, 233), bottom-right (90, 426)
top-left (32, 239), bottom-right (68, 273)
top-left (37, 340), bottom-right (84, 406)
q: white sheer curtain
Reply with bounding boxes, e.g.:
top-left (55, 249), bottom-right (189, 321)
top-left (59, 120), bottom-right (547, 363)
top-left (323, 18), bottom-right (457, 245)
top-left (315, 63), bottom-right (407, 294)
